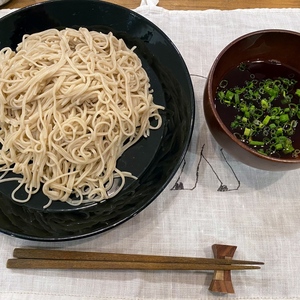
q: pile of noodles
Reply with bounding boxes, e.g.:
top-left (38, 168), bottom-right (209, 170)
top-left (0, 27), bottom-right (164, 207)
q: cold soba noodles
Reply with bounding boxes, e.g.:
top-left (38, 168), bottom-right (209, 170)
top-left (0, 27), bottom-right (164, 207)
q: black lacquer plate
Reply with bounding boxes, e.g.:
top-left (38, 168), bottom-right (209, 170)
top-left (0, 0), bottom-right (195, 241)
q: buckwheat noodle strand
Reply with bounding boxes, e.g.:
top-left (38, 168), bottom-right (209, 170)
top-left (0, 27), bottom-right (163, 207)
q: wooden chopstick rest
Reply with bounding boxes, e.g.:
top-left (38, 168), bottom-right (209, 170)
top-left (209, 244), bottom-right (237, 294)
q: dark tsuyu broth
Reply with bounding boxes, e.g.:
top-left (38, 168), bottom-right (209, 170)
top-left (215, 60), bottom-right (300, 158)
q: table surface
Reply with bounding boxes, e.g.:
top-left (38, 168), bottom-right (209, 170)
top-left (1, 1), bottom-right (300, 300)
top-left (3, 0), bottom-right (300, 10)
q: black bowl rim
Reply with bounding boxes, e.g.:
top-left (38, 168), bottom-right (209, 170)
top-left (0, 0), bottom-right (195, 241)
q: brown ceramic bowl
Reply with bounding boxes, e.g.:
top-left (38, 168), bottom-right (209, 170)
top-left (203, 29), bottom-right (300, 171)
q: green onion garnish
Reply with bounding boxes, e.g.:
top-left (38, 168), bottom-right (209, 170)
top-left (216, 76), bottom-right (300, 157)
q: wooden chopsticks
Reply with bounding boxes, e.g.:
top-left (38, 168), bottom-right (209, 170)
top-left (6, 248), bottom-right (264, 271)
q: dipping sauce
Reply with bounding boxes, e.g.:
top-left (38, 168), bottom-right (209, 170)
top-left (215, 60), bottom-right (300, 158)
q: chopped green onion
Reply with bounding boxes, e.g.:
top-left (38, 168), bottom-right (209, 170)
top-left (262, 115), bottom-right (271, 125)
top-left (219, 80), bottom-right (228, 88)
top-left (249, 140), bottom-right (264, 146)
top-left (276, 127), bottom-right (283, 136)
top-left (279, 114), bottom-right (289, 123)
top-left (257, 149), bottom-right (268, 155)
top-left (216, 74), bottom-right (300, 158)
top-left (225, 90), bottom-right (234, 100)
top-left (261, 99), bottom-right (269, 109)
top-left (244, 128), bottom-right (251, 137)
top-left (283, 144), bottom-right (295, 154)
top-left (238, 63), bottom-right (246, 71)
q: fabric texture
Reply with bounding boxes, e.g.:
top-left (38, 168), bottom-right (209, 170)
top-left (1, 2), bottom-right (300, 299)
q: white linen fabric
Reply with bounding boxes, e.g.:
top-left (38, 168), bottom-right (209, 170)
top-left (1, 2), bottom-right (300, 300)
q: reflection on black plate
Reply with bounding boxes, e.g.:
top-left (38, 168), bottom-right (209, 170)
top-left (0, 0), bottom-right (195, 241)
